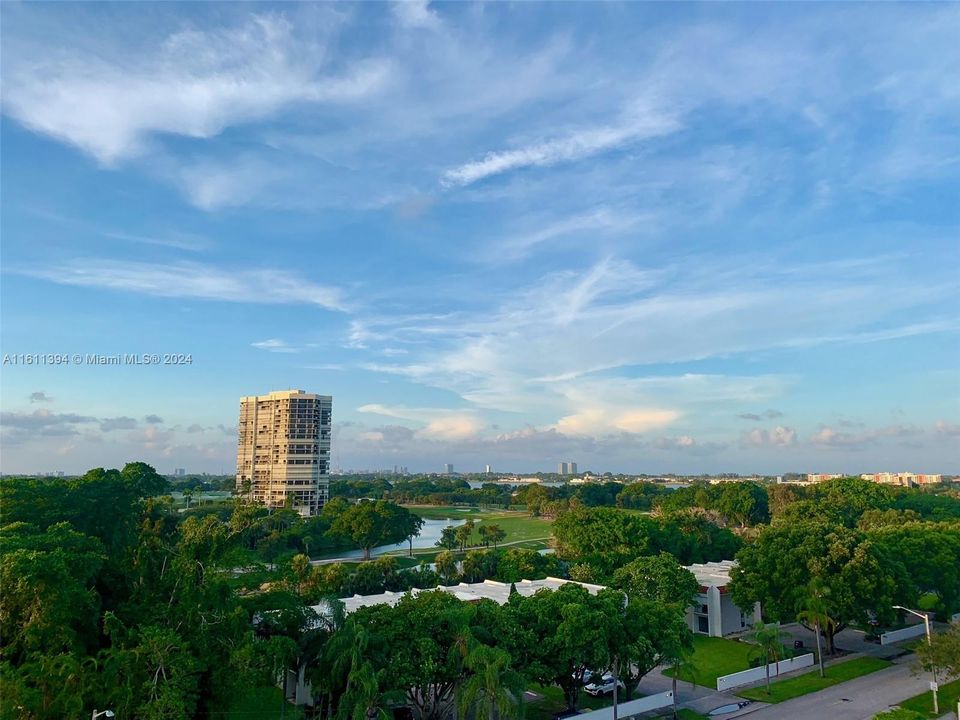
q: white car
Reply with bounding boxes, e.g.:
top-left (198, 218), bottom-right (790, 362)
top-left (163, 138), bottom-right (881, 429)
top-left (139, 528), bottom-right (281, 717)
top-left (583, 676), bottom-right (625, 697)
top-left (574, 669), bottom-right (608, 685)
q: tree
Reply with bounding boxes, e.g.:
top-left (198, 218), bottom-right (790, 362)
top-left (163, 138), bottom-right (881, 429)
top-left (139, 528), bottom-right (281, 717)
top-left (436, 551), bottom-right (460, 585)
top-left (327, 501), bottom-right (418, 561)
top-left (521, 484), bottom-right (550, 517)
top-left (767, 484), bottom-right (801, 519)
top-left (462, 550), bottom-right (498, 584)
top-left (715, 482), bottom-right (769, 527)
top-left (338, 661), bottom-right (392, 720)
top-left (796, 578), bottom-right (837, 676)
top-left (612, 553), bottom-right (699, 608)
top-left (503, 584), bottom-right (619, 711)
top-left (455, 520), bottom-right (476, 552)
top-left (0, 522), bottom-right (106, 663)
top-left (437, 526), bottom-right (459, 551)
top-left (810, 477), bottom-right (895, 526)
top-left (745, 622), bottom-right (792, 695)
top-left (121, 461), bottom-right (170, 497)
top-left (915, 621), bottom-right (960, 679)
top-left (867, 522), bottom-right (960, 617)
top-left (611, 598), bottom-right (693, 699)
top-left (479, 524), bottom-right (506, 549)
top-left (662, 643), bottom-right (697, 720)
top-left (730, 522), bottom-right (906, 654)
top-left (340, 591), bottom-right (482, 720)
top-left (456, 644), bottom-right (525, 720)
top-left (402, 512), bottom-right (425, 557)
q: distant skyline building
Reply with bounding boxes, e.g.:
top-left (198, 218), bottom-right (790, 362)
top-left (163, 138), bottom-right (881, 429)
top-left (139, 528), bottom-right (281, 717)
top-left (235, 389), bottom-right (332, 517)
top-left (569, 462), bottom-right (578, 475)
top-left (485, 464), bottom-right (492, 474)
top-left (861, 472), bottom-right (942, 487)
top-left (444, 463), bottom-right (454, 475)
top-left (557, 462), bottom-right (568, 475)
top-left (174, 467), bottom-right (186, 477)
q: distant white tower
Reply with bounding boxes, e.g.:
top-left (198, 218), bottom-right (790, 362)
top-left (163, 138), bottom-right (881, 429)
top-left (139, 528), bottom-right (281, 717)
top-left (236, 389), bottom-right (331, 517)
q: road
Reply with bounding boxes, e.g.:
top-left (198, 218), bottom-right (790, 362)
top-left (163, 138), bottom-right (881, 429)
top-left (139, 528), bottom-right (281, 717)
top-left (742, 659), bottom-right (939, 720)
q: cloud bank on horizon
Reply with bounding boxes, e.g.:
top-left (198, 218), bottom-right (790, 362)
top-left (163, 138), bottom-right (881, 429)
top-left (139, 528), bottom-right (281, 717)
top-left (1, 2), bottom-right (958, 474)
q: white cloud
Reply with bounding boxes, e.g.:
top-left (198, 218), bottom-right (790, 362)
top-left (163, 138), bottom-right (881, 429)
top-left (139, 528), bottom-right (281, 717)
top-left (741, 425), bottom-right (797, 448)
top-left (653, 435), bottom-right (727, 456)
top-left (252, 338), bottom-right (298, 353)
top-left (3, 12), bottom-right (389, 164)
top-left (357, 403), bottom-right (481, 440)
top-left (554, 408), bottom-right (679, 436)
top-left (356, 254), bottom-right (950, 433)
top-left (441, 111), bottom-right (680, 187)
top-left (935, 420), bottom-right (960, 438)
top-left (392, 0), bottom-right (441, 30)
top-left (20, 260), bottom-right (345, 310)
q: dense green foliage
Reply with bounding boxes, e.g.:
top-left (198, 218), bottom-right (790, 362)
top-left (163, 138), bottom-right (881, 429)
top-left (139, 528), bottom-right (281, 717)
top-left (552, 506), bottom-right (742, 580)
top-left (0, 465), bottom-right (279, 719)
top-left (4, 467), bottom-right (957, 719)
top-left (730, 478), bottom-right (960, 649)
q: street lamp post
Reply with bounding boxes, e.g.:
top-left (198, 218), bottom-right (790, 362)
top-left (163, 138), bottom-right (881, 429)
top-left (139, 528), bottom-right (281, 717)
top-left (91, 710), bottom-right (115, 720)
top-left (893, 605), bottom-right (938, 715)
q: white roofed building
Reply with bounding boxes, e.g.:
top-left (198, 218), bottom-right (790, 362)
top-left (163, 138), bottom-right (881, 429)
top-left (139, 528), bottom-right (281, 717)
top-left (317, 576), bottom-right (606, 616)
top-left (684, 560), bottom-right (761, 637)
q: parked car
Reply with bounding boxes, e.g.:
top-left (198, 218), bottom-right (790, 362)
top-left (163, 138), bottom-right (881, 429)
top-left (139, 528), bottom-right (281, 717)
top-left (584, 676), bottom-right (625, 697)
top-left (574, 669), bottom-right (611, 686)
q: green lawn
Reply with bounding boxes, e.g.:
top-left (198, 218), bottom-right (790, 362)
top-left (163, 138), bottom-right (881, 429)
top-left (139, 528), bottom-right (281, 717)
top-left (405, 505), bottom-right (554, 546)
top-left (662, 711), bottom-right (707, 720)
top-left (218, 686), bottom-right (305, 719)
top-left (523, 683), bottom-right (619, 720)
top-left (662, 636), bottom-right (754, 688)
top-left (898, 676), bottom-right (960, 718)
top-left (736, 656), bottom-right (891, 703)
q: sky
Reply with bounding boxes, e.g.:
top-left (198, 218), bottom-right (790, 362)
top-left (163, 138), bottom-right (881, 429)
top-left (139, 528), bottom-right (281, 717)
top-left (1, 1), bottom-right (958, 476)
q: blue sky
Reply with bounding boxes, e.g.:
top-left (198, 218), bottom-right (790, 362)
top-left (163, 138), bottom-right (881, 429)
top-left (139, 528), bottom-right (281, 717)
top-left (1, 1), bottom-right (958, 475)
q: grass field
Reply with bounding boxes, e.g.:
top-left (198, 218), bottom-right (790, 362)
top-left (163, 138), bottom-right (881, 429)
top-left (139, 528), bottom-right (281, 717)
top-left (219, 686), bottom-right (305, 719)
top-left (657, 711), bottom-right (706, 720)
top-left (898, 676), bottom-right (960, 718)
top-left (405, 505), bottom-right (554, 546)
top-left (736, 656), bottom-right (891, 703)
top-left (523, 683), bottom-right (618, 720)
top-left (662, 635), bottom-right (754, 689)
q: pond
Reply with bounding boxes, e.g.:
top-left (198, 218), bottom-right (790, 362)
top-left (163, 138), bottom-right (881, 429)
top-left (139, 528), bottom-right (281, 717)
top-left (315, 516), bottom-right (472, 561)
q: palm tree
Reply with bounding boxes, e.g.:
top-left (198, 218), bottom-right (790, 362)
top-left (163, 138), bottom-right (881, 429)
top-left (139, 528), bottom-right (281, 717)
top-left (664, 648), bottom-right (697, 720)
top-left (796, 579), bottom-right (836, 678)
top-left (456, 645), bottom-right (525, 720)
top-left (338, 661), bottom-right (392, 720)
top-left (746, 622), bottom-right (792, 695)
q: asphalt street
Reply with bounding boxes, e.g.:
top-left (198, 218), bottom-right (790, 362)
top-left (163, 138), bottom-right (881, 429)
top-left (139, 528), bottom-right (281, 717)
top-left (740, 659), bottom-right (944, 720)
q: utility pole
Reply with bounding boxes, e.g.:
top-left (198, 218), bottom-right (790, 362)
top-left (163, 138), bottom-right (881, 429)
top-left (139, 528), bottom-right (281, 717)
top-left (894, 605), bottom-right (938, 715)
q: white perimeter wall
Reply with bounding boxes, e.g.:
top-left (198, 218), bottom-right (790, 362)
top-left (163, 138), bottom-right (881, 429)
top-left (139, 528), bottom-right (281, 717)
top-left (880, 624), bottom-right (928, 645)
top-left (573, 691), bottom-right (674, 720)
top-left (715, 653), bottom-right (815, 691)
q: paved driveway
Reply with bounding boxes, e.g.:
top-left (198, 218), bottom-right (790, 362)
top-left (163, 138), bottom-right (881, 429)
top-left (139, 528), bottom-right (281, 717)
top-left (741, 658), bottom-right (939, 720)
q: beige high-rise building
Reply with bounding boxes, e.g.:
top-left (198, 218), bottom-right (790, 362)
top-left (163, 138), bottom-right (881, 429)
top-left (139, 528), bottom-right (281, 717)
top-left (236, 390), bottom-right (332, 516)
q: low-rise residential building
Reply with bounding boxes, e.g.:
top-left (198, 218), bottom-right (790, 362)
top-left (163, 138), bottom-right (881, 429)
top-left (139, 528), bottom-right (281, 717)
top-left (805, 473), bottom-right (845, 484)
top-left (861, 472), bottom-right (942, 487)
top-left (315, 577), bottom-right (606, 617)
top-left (684, 561), bottom-right (761, 637)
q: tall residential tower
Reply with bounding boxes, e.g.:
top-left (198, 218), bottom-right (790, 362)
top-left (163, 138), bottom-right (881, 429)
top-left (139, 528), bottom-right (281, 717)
top-left (236, 390), bottom-right (332, 516)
